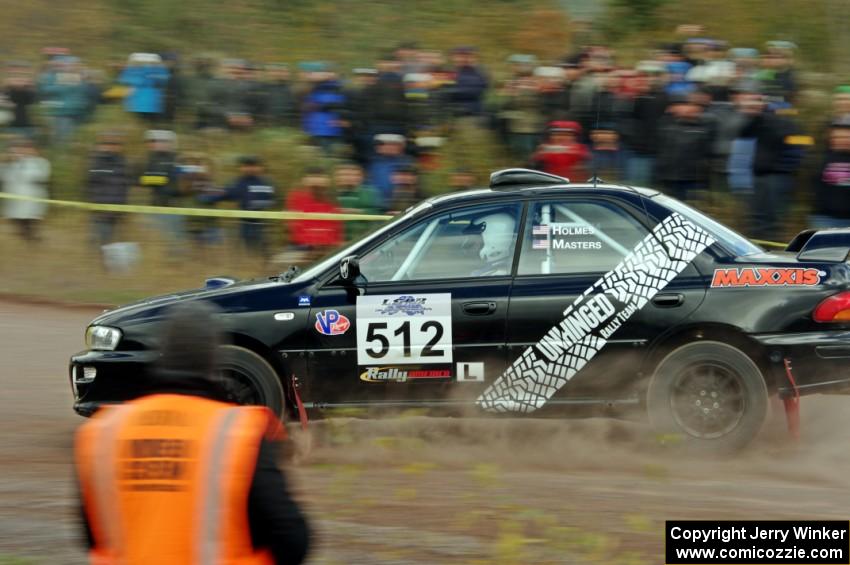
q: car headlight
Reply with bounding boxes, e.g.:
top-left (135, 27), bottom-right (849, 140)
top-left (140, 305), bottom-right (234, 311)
top-left (85, 325), bottom-right (122, 351)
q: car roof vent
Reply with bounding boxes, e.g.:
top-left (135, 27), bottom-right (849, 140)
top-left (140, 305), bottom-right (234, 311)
top-left (489, 168), bottom-right (568, 190)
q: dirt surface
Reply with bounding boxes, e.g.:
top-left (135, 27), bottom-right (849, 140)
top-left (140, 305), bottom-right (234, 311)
top-left (2, 299), bottom-right (850, 564)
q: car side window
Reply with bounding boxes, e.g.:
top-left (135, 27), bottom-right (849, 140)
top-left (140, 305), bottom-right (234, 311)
top-left (518, 200), bottom-right (649, 276)
top-left (359, 203), bottom-right (522, 282)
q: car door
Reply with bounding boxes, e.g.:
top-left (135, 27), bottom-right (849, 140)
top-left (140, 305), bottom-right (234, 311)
top-left (306, 201), bottom-right (523, 407)
top-left (497, 196), bottom-right (707, 411)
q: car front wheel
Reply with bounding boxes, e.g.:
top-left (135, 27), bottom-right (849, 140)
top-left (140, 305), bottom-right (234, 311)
top-left (218, 345), bottom-right (286, 419)
top-left (646, 341), bottom-right (768, 452)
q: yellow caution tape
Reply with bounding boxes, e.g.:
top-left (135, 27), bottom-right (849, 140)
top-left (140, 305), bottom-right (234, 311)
top-left (751, 238), bottom-right (787, 248)
top-left (139, 175), bottom-right (169, 186)
top-left (0, 192), bottom-right (792, 246)
top-left (0, 192), bottom-right (393, 221)
top-left (785, 135), bottom-right (814, 146)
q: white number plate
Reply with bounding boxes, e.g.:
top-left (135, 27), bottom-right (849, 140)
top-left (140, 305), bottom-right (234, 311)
top-left (356, 294), bottom-right (453, 365)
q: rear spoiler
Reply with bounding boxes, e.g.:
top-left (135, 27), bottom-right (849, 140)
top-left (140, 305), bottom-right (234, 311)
top-left (785, 228), bottom-right (850, 262)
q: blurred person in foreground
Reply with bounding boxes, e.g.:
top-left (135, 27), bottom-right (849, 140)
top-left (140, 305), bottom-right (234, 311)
top-left (333, 162), bottom-right (380, 240)
top-left (285, 166), bottom-right (343, 254)
top-left (530, 121), bottom-right (589, 181)
top-left (86, 132), bottom-right (130, 249)
top-left (810, 117), bottom-right (850, 229)
top-left (205, 155), bottom-right (276, 257)
top-left (75, 301), bottom-right (310, 565)
top-left (2, 137), bottom-right (50, 242)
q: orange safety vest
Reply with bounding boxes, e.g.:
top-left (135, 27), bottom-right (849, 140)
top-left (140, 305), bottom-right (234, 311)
top-left (75, 394), bottom-right (282, 565)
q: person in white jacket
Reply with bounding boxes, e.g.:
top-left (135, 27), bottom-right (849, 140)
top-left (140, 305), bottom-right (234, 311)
top-left (2, 137), bottom-right (51, 241)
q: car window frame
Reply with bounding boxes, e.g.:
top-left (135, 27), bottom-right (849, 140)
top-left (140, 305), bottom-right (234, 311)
top-left (513, 195), bottom-right (655, 280)
top-left (318, 199), bottom-right (529, 289)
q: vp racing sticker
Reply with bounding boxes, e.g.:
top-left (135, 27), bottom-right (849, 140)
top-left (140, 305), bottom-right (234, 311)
top-left (356, 293), bottom-right (452, 365)
top-left (315, 310), bottom-right (351, 335)
top-left (711, 267), bottom-right (824, 287)
top-left (477, 213), bottom-right (716, 413)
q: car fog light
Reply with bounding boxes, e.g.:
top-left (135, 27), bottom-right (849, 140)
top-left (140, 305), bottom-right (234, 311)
top-left (76, 366), bottom-right (97, 384)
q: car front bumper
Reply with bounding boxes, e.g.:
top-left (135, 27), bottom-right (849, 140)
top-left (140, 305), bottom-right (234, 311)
top-left (753, 330), bottom-right (850, 397)
top-left (69, 349), bottom-right (159, 416)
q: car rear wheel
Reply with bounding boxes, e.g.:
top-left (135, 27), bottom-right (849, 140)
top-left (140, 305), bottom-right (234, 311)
top-left (646, 341), bottom-right (768, 452)
top-left (218, 345), bottom-right (286, 419)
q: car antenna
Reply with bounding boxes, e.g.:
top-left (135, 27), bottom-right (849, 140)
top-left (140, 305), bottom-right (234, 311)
top-left (591, 81), bottom-right (601, 188)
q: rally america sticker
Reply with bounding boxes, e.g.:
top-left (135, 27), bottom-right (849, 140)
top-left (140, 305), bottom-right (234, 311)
top-left (477, 213), bottom-right (715, 413)
top-left (711, 267), bottom-right (824, 287)
top-left (360, 366), bottom-right (452, 383)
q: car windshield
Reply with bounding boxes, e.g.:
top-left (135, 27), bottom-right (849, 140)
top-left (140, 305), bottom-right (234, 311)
top-left (654, 195), bottom-right (762, 257)
top-left (289, 202), bottom-right (432, 284)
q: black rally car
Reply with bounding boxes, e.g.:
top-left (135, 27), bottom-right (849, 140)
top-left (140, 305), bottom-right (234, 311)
top-left (70, 169), bottom-right (850, 450)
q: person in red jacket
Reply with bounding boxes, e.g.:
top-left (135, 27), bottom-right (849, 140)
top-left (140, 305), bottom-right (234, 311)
top-left (530, 120), bottom-right (590, 181)
top-left (285, 166), bottom-right (344, 252)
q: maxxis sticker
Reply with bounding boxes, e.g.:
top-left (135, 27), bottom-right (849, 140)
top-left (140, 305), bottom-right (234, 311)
top-left (476, 213), bottom-right (715, 413)
top-left (710, 268), bottom-right (824, 287)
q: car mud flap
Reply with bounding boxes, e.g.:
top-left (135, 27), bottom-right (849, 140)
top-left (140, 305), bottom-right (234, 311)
top-left (289, 375), bottom-right (309, 431)
top-left (782, 358), bottom-right (800, 441)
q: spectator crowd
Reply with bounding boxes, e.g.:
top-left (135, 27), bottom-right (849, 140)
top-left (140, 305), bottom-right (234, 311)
top-left (2, 28), bottom-right (850, 263)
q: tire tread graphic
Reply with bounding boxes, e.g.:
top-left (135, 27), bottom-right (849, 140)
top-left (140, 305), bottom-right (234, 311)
top-left (476, 213), bottom-right (716, 413)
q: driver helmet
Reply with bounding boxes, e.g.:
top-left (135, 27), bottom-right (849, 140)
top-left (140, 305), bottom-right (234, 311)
top-left (477, 212), bottom-right (516, 263)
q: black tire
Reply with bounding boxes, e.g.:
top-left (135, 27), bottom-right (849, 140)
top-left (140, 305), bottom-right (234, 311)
top-left (646, 341), bottom-right (768, 452)
top-left (218, 345), bottom-right (286, 419)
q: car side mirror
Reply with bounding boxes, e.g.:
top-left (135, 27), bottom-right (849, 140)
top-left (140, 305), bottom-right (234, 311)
top-left (339, 255), bottom-right (361, 284)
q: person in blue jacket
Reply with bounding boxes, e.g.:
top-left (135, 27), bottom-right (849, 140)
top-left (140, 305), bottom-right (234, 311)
top-left (300, 67), bottom-right (348, 153)
top-left (39, 56), bottom-right (90, 144)
top-left (448, 46), bottom-right (489, 117)
top-left (204, 155), bottom-right (276, 257)
top-left (367, 134), bottom-right (412, 211)
top-left (119, 53), bottom-right (170, 122)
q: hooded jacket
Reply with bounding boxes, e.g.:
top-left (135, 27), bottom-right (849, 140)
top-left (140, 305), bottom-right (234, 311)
top-left (77, 301), bottom-right (310, 565)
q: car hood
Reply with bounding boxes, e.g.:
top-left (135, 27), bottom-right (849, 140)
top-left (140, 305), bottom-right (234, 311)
top-left (90, 277), bottom-right (312, 328)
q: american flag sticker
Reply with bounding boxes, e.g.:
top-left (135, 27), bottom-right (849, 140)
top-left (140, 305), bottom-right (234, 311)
top-left (532, 224), bottom-right (550, 249)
